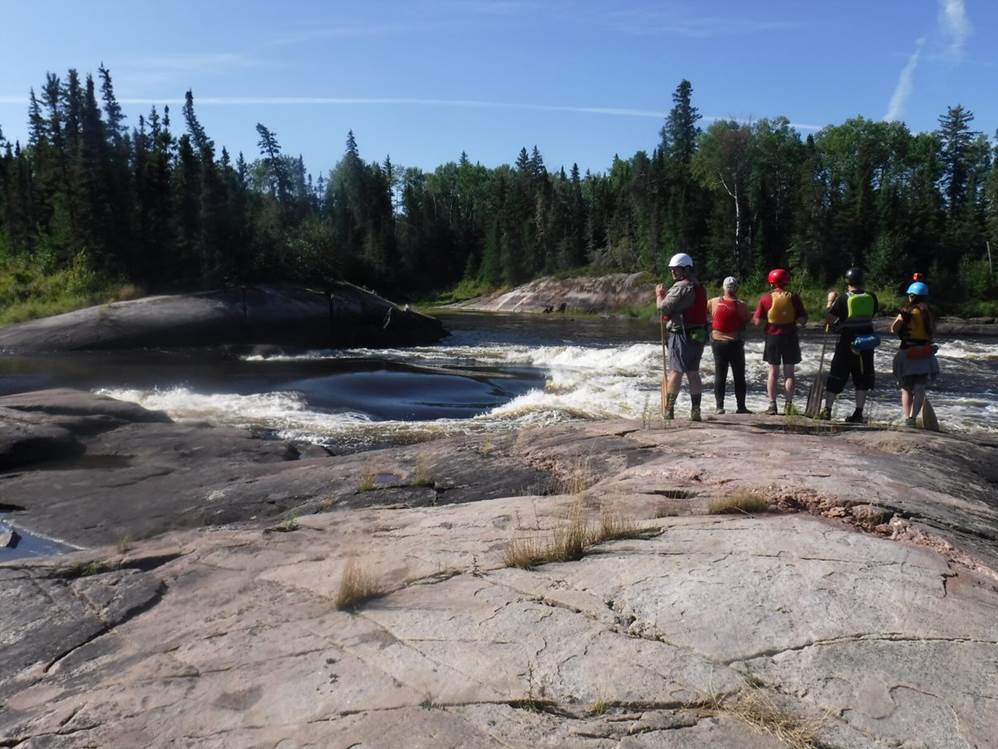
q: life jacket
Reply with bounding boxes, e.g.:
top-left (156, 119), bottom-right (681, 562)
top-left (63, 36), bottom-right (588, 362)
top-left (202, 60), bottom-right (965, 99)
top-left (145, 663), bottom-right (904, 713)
top-left (903, 305), bottom-right (931, 342)
top-left (711, 298), bottom-right (743, 334)
top-left (843, 291), bottom-right (875, 328)
top-left (767, 289), bottom-right (796, 325)
top-left (686, 284), bottom-right (708, 326)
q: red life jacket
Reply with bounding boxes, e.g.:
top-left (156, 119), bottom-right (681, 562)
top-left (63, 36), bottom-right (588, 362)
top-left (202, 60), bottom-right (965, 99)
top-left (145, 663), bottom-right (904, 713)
top-left (711, 298), bottom-right (742, 334)
top-left (686, 284), bottom-right (708, 326)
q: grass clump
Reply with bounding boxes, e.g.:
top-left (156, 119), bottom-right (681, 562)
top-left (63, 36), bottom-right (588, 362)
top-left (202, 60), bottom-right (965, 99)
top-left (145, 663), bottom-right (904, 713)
top-left (503, 501), bottom-right (648, 569)
top-left (708, 490), bottom-right (770, 515)
top-left (412, 453), bottom-right (434, 487)
top-left (356, 462), bottom-right (377, 492)
top-left (335, 558), bottom-right (386, 611)
top-left (557, 455), bottom-right (597, 495)
top-left (116, 535), bottom-right (133, 554)
top-left (700, 687), bottom-right (822, 749)
top-left (275, 513), bottom-right (300, 532)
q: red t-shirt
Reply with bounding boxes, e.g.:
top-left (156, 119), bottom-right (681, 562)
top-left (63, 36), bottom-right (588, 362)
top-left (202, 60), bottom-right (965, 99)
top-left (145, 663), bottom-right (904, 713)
top-left (754, 291), bottom-right (806, 335)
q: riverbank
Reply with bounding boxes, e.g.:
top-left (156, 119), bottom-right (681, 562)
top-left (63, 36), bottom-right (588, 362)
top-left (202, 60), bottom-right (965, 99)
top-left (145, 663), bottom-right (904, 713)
top-left (438, 272), bottom-right (998, 336)
top-left (2, 388), bottom-right (997, 747)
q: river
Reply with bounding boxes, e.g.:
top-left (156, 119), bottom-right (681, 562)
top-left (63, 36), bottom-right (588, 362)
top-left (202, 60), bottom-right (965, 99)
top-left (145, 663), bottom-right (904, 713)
top-left (1, 312), bottom-right (996, 451)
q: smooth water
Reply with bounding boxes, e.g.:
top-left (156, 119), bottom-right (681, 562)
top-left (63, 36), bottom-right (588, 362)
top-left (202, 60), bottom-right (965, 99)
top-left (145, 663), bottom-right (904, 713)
top-left (1, 311), bottom-right (996, 450)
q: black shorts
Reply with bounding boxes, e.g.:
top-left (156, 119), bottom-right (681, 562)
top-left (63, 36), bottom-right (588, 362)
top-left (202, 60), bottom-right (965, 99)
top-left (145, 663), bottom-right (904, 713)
top-left (763, 332), bottom-right (801, 365)
top-left (826, 336), bottom-right (875, 393)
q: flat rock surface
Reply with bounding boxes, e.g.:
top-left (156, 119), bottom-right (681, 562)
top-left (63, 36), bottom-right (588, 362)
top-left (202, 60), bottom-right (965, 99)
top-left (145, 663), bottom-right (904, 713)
top-left (1, 399), bottom-right (997, 747)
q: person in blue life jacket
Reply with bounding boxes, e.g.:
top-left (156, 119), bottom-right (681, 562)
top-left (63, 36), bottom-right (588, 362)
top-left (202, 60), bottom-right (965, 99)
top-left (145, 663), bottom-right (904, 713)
top-left (890, 280), bottom-right (940, 427)
top-left (818, 267), bottom-right (879, 423)
top-left (752, 268), bottom-right (808, 415)
top-left (655, 252), bottom-right (709, 422)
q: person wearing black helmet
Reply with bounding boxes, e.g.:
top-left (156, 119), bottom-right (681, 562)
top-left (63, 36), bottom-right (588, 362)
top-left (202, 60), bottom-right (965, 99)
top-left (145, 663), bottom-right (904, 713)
top-left (819, 267), bottom-right (879, 423)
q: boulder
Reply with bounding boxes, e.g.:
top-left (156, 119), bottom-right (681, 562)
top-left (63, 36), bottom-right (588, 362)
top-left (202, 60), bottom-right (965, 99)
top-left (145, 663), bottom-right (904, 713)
top-left (0, 283), bottom-right (446, 352)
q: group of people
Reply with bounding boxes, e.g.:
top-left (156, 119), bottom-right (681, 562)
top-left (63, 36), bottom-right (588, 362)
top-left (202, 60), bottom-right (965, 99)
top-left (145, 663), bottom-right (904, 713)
top-left (654, 253), bottom-right (940, 427)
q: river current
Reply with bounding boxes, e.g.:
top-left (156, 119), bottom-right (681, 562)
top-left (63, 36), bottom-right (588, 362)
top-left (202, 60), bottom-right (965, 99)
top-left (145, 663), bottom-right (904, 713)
top-left (1, 311), bottom-right (996, 449)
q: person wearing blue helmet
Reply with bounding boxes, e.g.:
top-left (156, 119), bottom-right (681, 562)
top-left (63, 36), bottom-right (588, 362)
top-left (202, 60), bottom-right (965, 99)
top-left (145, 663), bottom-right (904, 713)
top-left (890, 279), bottom-right (940, 427)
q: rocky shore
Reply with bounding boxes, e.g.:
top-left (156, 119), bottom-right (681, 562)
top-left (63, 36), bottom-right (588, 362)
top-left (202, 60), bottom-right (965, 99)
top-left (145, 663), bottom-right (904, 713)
top-left (451, 273), bottom-right (998, 337)
top-left (0, 283), bottom-right (446, 352)
top-left (2, 389), bottom-right (997, 747)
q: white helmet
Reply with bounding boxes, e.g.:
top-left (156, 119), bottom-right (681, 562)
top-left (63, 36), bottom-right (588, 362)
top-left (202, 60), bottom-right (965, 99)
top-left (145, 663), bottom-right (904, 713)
top-left (669, 252), bottom-right (694, 269)
top-left (723, 276), bottom-right (738, 290)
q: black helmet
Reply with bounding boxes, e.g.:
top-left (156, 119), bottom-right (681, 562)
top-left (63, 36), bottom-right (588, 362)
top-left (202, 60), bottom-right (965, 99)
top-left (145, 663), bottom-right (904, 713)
top-left (845, 267), bottom-right (864, 286)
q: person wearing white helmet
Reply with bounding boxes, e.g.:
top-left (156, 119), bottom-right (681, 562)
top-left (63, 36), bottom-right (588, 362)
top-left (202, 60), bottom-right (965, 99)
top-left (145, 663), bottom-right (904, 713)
top-left (706, 276), bottom-right (751, 414)
top-left (656, 252), bottom-right (709, 421)
top-left (890, 279), bottom-right (939, 427)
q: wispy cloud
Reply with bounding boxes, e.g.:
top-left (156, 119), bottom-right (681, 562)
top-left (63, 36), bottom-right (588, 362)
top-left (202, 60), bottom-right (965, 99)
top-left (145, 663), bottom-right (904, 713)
top-left (0, 93), bottom-right (822, 131)
top-left (264, 24), bottom-right (437, 48)
top-left (884, 37), bottom-right (925, 121)
top-left (129, 53), bottom-right (261, 73)
top-left (938, 0), bottom-right (971, 58)
top-left (604, 8), bottom-right (801, 38)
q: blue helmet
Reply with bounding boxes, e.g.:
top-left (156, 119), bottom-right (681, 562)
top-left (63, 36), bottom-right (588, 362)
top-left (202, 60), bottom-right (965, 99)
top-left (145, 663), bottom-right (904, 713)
top-left (907, 281), bottom-right (929, 297)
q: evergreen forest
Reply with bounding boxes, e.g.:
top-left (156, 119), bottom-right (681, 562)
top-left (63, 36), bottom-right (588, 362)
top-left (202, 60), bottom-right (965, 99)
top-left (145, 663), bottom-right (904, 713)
top-left (1, 69), bottom-right (996, 321)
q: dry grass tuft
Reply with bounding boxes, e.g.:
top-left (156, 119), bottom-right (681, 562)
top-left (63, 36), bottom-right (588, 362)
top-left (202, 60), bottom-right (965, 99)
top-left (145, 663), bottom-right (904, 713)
top-left (557, 455), bottom-right (598, 495)
top-left (701, 687), bottom-right (822, 749)
top-left (708, 490), bottom-right (770, 515)
top-left (504, 501), bottom-right (650, 569)
top-left (335, 558), bottom-right (386, 610)
top-left (412, 453), bottom-right (434, 487)
top-left (356, 462), bottom-right (377, 492)
top-left (597, 506), bottom-right (639, 541)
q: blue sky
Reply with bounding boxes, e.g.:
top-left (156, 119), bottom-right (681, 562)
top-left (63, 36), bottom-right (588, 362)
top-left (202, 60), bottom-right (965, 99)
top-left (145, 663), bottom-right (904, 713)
top-left (0, 0), bottom-right (994, 176)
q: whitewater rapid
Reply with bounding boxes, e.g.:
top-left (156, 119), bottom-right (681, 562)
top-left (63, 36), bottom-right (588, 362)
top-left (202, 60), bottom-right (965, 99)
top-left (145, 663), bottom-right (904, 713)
top-left (98, 329), bottom-right (997, 447)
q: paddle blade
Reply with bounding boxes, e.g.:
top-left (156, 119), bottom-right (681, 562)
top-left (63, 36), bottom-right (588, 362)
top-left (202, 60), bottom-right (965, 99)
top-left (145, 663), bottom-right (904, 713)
top-left (921, 397), bottom-right (940, 432)
top-left (805, 375), bottom-right (826, 418)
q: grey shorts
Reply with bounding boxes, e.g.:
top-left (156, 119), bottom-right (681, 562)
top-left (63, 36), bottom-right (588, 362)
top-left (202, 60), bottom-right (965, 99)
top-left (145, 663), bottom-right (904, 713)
top-left (668, 331), bottom-right (705, 373)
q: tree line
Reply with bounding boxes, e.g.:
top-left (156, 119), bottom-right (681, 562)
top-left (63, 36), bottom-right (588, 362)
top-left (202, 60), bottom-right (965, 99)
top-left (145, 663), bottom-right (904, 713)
top-left (1, 69), bottom-right (995, 307)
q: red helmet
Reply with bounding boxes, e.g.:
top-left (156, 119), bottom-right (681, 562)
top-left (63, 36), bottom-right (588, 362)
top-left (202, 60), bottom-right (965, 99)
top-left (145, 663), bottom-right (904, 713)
top-left (912, 272), bottom-right (925, 281)
top-left (768, 268), bottom-right (790, 288)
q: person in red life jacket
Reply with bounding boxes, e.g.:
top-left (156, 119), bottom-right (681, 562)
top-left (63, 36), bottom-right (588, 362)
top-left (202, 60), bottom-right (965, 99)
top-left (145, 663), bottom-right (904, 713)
top-left (707, 276), bottom-right (752, 414)
top-left (752, 268), bottom-right (807, 415)
top-left (890, 280), bottom-right (940, 427)
top-left (819, 267), bottom-right (880, 423)
top-left (655, 252), bottom-right (709, 421)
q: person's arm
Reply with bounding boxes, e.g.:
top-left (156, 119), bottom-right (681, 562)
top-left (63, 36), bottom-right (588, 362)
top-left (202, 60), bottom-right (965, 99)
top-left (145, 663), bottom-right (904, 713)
top-left (659, 283), bottom-right (694, 316)
top-left (890, 314), bottom-right (904, 335)
top-left (751, 296), bottom-right (767, 328)
top-left (824, 291), bottom-right (840, 327)
top-left (793, 294), bottom-right (808, 327)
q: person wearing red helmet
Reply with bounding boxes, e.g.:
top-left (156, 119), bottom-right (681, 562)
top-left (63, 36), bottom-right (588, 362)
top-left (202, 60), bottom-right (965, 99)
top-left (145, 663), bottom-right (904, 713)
top-left (753, 268), bottom-right (807, 415)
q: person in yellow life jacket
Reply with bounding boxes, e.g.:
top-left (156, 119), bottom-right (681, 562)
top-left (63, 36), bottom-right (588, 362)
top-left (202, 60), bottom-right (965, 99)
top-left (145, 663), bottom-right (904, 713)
top-left (707, 276), bottom-right (751, 414)
top-left (752, 268), bottom-right (807, 415)
top-left (819, 267), bottom-right (879, 423)
top-left (655, 252), bottom-right (709, 421)
top-left (891, 281), bottom-right (940, 427)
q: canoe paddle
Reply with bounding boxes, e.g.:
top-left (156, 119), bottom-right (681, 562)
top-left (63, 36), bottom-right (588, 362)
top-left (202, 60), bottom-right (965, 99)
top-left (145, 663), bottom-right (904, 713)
top-left (805, 325), bottom-right (831, 418)
top-left (921, 396), bottom-right (940, 432)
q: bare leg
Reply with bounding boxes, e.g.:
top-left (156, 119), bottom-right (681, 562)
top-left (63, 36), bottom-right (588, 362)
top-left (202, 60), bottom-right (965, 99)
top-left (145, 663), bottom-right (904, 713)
top-left (855, 389), bottom-right (868, 411)
top-left (911, 385), bottom-right (926, 419)
top-left (667, 370), bottom-right (683, 396)
top-left (783, 363), bottom-right (795, 403)
top-left (767, 365), bottom-right (779, 402)
top-left (901, 388), bottom-right (912, 418)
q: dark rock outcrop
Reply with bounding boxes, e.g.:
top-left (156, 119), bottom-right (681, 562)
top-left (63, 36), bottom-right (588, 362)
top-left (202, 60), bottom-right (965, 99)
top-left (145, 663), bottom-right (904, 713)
top-left (0, 283), bottom-right (446, 352)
